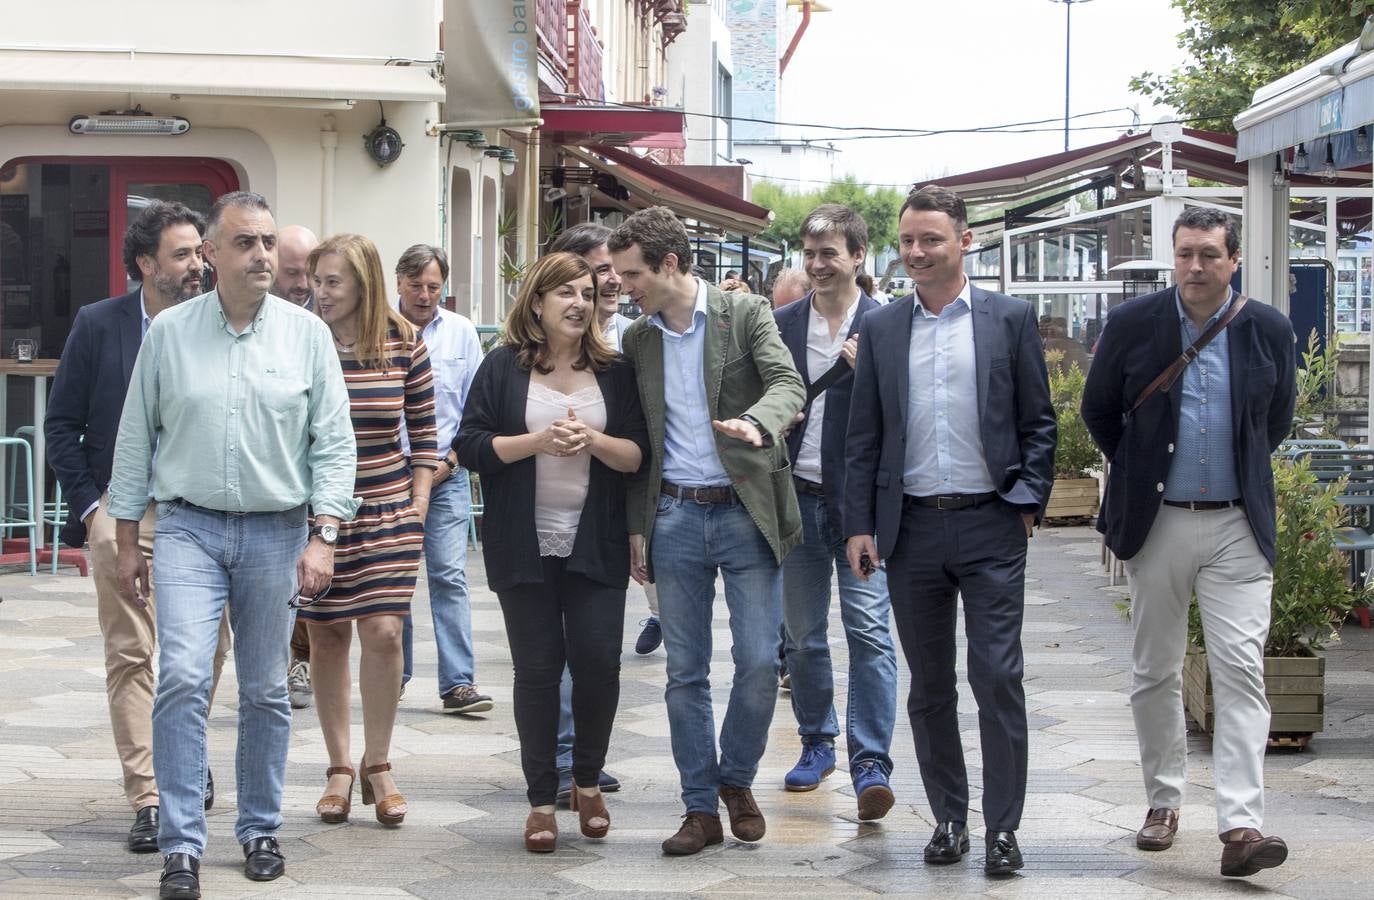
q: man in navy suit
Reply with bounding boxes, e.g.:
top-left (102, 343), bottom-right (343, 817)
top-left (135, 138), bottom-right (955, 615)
top-left (46, 201), bottom-right (230, 854)
top-left (844, 185), bottom-right (1056, 876)
top-left (773, 204), bottom-right (897, 820)
top-left (1082, 207), bottom-right (1295, 878)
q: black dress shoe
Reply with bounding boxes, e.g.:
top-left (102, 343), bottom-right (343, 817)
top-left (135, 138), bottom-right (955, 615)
top-left (985, 830), bottom-right (1024, 876)
top-left (923, 821), bottom-right (970, 864)
top-left (242, 835), bottom-right (286, 882)
top-left (128, 805), bottom-right (159, 853)
top-left (159, 852), bottom-right (200, 899)
top-left (204, 768), bottom-right (214, 811)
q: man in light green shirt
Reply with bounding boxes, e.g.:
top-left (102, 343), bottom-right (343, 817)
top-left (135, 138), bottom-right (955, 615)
top-left (107, 191), bottom-right (357, 898)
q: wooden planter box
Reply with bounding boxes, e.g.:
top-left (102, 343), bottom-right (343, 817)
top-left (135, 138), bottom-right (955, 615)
top-left (1183, 648), bottom-right (1325, 737)
top-left (1044, 476), bottom-right (1100, 519)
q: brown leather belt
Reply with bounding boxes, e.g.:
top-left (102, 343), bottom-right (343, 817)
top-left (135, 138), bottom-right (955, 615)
top-left (903, 491), bottom-right (1000, 511)
top-left (1162, 498), bottom-right (1242, 511)
top-left (793, 476), bottom-right (826, 498)
top-left (661, 481), bottom-right (736, 504)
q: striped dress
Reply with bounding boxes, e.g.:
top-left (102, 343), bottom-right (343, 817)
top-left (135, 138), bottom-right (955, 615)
top-left (298, 326), bottom-right (439, 622)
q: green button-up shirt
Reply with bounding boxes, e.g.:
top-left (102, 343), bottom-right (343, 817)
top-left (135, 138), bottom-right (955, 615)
top-left (108, 291), bottom-right (360, 522)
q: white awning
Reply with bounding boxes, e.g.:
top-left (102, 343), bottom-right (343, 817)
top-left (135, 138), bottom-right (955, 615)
top-left (0, 53), bottom-right (443, 104)
top-left (1235, 37), bottom-right (1374, 160)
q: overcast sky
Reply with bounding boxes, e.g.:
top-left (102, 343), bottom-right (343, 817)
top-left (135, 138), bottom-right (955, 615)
top-left (774, 0), bottom-right (1191, 189)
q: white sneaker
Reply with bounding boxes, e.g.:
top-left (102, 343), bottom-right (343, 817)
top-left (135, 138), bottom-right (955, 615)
top-left (288, 658), bottom-right (312, 709)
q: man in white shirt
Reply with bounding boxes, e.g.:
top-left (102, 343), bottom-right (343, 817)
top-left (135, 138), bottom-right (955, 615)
top-left (772, 204), bottom-right (897, 819)
top-left (392, 245), bottom-right (492, 715)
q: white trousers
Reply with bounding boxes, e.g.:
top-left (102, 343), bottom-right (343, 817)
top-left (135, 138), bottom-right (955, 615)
top-left (1124, 505), bottom-right (1272, 834)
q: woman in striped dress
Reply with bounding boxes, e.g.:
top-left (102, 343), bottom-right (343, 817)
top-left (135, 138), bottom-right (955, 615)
top-left (298, 233), bottom-right (439, 828)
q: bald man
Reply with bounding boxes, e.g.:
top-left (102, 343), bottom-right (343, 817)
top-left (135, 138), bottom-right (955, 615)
top-left (771, 269), bottom-right (810, 309)
top-left (272, 225), bottom-right (318, 308)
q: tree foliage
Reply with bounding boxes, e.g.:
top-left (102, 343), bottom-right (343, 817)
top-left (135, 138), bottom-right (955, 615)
top-left (1132, 1), bottom-right (1374, 131)
top-left (751, 176), bottom-right (907, 255)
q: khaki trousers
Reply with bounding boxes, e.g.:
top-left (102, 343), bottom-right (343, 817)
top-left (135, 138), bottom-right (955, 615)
top-left (89, 494), bottom-right (232, 811)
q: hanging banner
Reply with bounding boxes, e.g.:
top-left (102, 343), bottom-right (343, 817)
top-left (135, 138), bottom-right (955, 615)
top-left (442, 0), bottom-right (542, 128)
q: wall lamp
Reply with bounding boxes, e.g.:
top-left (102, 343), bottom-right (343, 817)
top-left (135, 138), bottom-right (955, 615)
top-left (70, 112), bottom-right (190, 136)
top-left (448, 129), bottom-right (490, 160)
top-left (484, 147), bottom-right (518, 176)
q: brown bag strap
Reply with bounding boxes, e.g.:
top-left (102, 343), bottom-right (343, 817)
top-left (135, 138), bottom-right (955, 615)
top-left (1130, 294), bottom-right (1248, 415)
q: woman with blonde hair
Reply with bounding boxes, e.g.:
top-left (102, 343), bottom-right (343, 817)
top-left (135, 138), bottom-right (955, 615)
top-left (298, 233), bottom-right (439, 828)
top-left (456, 252), bottom-right (648, 852)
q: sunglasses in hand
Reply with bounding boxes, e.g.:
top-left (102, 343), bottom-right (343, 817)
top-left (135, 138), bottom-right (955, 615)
top-left (287, 585), bottom-right (331, 610)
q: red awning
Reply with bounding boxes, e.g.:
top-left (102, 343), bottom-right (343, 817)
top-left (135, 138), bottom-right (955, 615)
top-left (541, 104), bottom-right (686, 150)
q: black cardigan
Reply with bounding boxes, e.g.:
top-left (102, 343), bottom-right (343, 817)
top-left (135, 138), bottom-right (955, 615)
top-left (454, 345), bottom-right (650, 593)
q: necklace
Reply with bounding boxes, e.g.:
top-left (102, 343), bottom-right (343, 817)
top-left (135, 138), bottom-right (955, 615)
top-left (331, 329), bottom-right (356, 351)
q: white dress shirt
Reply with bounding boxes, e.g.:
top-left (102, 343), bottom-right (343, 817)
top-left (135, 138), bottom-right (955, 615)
top-left (394, 304), bottom-right (483, 454)
top-left (903, 278), bottom-right (996, 496)
top-left (652, 278), bottom-right (730, 487)
top-left (602, 312), bottom-right (634, 353)
top-left (794, 296), bottom-right (859, 484)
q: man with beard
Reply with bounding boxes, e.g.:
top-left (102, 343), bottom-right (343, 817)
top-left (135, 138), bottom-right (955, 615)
top-left (47, 201), bottom-right (232, 855)
top-left (271, 225), bottom-right (318, 308)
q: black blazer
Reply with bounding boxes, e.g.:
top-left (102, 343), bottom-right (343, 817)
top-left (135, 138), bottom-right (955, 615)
top-left (46, 290), bottom-right (144, 548)
top-left (774, 291), bottom-right (881, 526)
top-left (454, 345), bottom-right (650, 593)
top-left (1081, 288), bottom-right (1296, 564)
top-left (844, 287), bottom-right (1058, 559)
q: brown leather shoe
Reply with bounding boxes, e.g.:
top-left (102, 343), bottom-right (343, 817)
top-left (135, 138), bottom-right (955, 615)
top-left (661, 812), bottom-right (724, 856)
top-left (1136, 807), bottom-right (1179, 850)
top-left (718, 784), bottom-right (766, 842)
top-left (1220, 828), bottom-right (1288, 877)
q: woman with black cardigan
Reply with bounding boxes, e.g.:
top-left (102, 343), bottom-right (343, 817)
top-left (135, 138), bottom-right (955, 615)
top-left (455, 252), bottom-right (648, 853)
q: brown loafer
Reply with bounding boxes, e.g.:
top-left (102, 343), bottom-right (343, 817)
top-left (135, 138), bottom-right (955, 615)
top-left (718, 784), bottom-right (766, 842)
top-left (662, 812), bottom-right (724, 856)
top-left (1220, 828), bottom-right (1288, 877)
top-left (1136, 807), bottom-right (1180, 851)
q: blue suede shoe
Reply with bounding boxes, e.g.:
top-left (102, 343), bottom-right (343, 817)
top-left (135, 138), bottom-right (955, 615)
top-left (634, 618), bottom-right (662, 655)
top-left (784, 740), bottom-right (836, 792)
top-left (851, 760), bottom-right (895, 821)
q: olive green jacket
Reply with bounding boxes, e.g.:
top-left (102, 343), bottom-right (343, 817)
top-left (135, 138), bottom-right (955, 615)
top-left (623, 285), bottom-right (806, 572)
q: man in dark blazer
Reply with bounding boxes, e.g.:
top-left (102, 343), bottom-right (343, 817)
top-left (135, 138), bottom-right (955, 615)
top-left (46, 201), bottom-right (229, 854)
top-left (844, 185), bottom-right (1057, 877)
top-left (773, 204), bottom-right (898, 822)
top-left (1082, 207), bottom-right (1296, 878)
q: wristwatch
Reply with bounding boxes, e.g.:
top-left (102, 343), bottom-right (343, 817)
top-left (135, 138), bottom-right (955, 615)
top-left (309, 524), bottom-right (339, 546)
top-left (738, 414), bottom-right (774, 448)
top-left (444, 453), bottom-right (458, 472)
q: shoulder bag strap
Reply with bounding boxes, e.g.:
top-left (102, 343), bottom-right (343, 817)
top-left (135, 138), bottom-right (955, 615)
top-left (1129, 294), bottom-right (1247, 415)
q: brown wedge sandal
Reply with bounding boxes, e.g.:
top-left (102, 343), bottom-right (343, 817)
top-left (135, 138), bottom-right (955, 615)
top-left (360, 761), bottom-right (407, 827)
top-left (524, 809), bottom-right (558, 853)
top-left (316, 766), bottom-right (355, 824)
top-left (570, 788), bottom-right (610, 839)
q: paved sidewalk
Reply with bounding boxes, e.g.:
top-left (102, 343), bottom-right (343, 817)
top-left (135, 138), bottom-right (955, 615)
top-left (0, 525), bottom-right (1370, 897)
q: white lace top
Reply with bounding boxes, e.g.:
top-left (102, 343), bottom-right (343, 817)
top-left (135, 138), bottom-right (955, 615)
top-left (526, 380), bottom-right (607, 557)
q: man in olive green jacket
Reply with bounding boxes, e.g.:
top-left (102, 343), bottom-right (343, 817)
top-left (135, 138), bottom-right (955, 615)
top-left (610, 207), bottom-right (805, 856)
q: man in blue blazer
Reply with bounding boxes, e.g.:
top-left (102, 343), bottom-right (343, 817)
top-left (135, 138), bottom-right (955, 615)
top-left (773, 204), bottom-right (898, 821)
top-left (844, 186), bottom-right (1057, 877)
top-left (46, 201), bottom-right (229, 854)
top-left (1082, 207), bottom-right (1295, 878)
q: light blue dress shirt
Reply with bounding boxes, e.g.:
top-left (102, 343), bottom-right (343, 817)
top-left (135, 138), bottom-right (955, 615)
top-left (903, 279), bottom-right (996, 496)
top-left (1164, 290), bottom-right (1239, 501)
top-left (394, 304), bottom-right (484, 453)
top-left (652, 278), bottom-right (730, 487)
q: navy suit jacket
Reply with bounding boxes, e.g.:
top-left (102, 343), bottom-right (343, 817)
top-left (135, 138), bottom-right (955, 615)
top-left (774, 290), bottom-right (880, 526)
top-left (843, 286), bottom-right (1058, 559)
top-left (45, 290), bottom-right (144, 548)
top-left (1081, 288), bottom-right (1296, 564)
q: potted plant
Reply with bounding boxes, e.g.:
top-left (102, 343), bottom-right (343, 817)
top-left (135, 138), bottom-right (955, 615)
top-left (1182, 456), bottom-right (1365, 744)
top-left (1043, 350), bottom-right (1100, 519)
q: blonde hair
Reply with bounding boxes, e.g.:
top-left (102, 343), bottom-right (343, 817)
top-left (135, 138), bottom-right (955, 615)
top-left (504, 252), bottom-right (615, 374)
top-left (308, 233), bottom-right (416, 369)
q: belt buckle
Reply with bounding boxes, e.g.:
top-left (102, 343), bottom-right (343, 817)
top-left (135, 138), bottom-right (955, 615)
top-left (936, 496), bottom-right (957, 510)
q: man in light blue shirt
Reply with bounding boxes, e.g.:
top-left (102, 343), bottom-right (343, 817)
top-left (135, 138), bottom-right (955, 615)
top-left (108, 192), bottom-right (357, 897)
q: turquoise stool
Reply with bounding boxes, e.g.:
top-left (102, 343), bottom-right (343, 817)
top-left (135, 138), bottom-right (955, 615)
top-left (468, 476), bottom-right (484, 549)
top-left (6, 425), bottom-right (35, 520)
top-left (0, 435), bottom-right (38, 575)
top-left (44, 478), bottom-right (66, 574)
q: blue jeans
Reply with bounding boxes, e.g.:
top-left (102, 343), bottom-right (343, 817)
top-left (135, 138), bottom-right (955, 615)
top-left (782, 491), bottom-right (897, 774)
top-left (651, 492), bottom-right (783, 813)
top-left (402, 470), bottom-right (473, 694)
top-left (556, 665), bottom-right (574, 770)
top-left (151, 500), bottom-right (305, 857)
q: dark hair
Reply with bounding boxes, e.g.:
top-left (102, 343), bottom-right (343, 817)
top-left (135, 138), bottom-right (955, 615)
top-left (206, 190), bottom-right (272, 240)
top-left (856, 272), bottom-right (875, 295)
top-left (122, 201), bottom-right (206, 282)
top-left (900, 184), bottom-right (967, 232)
top-left (607, 206), bottom-right (692, 274)
top-left (801, 203), bottom-right (869, 254)
top-left (548, 223), bottom-right (613, 257)
top-left (1172, 207), bottom-right (1240, 257)
top-left (395, 244), bottom-right (450, 282)
top-left (504, 252), bottom-right (614, 374)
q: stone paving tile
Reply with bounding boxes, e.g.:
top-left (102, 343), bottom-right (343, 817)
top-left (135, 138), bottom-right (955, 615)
top-left (1, 525), bottom-right (1371, 895)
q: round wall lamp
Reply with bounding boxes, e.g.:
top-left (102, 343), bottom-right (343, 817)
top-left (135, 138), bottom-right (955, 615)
top-left (484, 147), bottom-right (519, 176)
top-left (364, 118), bottom-right (404, 167)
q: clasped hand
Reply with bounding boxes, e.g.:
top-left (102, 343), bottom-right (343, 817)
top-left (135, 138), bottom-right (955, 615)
top-left (537, 407), bottom-right (594, 458)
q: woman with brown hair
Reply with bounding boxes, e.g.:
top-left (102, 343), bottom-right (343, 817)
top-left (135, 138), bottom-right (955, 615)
top-left (298, 233), bottom-right (439, 828)
top-left (455, 252), bottom-right (648, 852)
